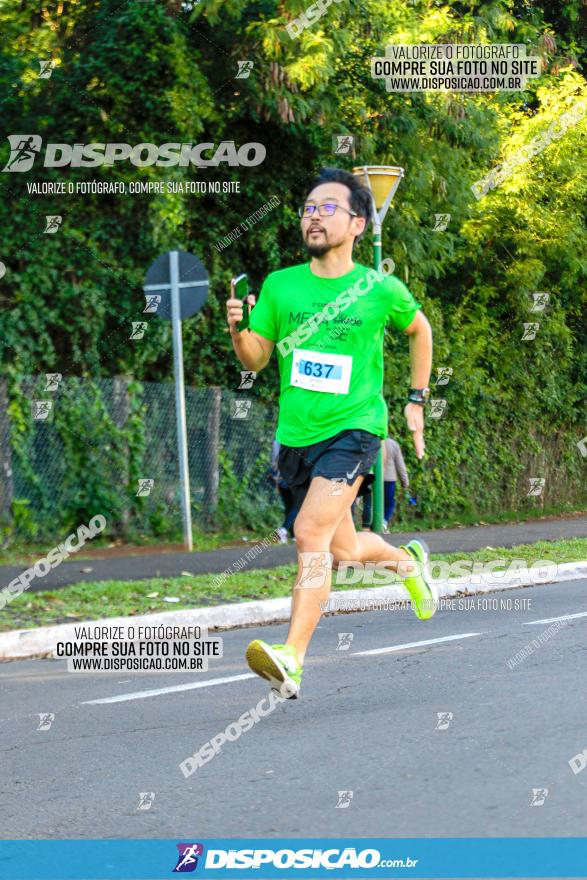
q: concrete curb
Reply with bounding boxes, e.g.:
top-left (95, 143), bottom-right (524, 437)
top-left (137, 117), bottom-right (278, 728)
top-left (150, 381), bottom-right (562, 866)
top-left (1, 561), bottom-right (585, 661)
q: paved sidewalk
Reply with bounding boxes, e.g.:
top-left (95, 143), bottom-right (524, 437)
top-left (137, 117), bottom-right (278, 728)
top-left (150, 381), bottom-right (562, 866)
top-left (1, 515), bottom-right (586, 592)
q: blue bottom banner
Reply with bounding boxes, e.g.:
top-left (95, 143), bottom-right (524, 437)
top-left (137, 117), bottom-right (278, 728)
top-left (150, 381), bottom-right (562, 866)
top-left (1, 838), bottom-right (587, 879)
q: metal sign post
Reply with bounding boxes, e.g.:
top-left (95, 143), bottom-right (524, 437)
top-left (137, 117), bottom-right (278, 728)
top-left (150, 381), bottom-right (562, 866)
top-left (143, 250), bottom-right (209, 552)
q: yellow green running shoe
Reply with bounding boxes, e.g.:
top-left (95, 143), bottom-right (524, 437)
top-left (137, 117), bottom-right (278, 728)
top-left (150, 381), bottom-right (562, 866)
top-left (245, 640), bottom-right (302, 699)
top-left (398, 539), bottom-right (438, 620)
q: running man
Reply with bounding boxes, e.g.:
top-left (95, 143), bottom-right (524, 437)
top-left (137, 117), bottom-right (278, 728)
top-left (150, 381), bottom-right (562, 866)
top-left (226, 167), bottom-right (436, 699)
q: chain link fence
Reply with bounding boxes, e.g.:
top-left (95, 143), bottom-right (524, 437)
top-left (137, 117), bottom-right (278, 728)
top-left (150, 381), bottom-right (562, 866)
top-left (0, 375), bottom-right (281, 541)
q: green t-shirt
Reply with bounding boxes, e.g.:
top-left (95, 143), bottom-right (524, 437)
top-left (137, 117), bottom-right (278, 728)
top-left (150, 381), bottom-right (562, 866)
top-left (249, 262), bottom-right (421, 447)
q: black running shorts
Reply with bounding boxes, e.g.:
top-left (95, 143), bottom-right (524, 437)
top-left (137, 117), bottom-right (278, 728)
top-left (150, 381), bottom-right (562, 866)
top-left (277, 429), bottom-right (381, 510)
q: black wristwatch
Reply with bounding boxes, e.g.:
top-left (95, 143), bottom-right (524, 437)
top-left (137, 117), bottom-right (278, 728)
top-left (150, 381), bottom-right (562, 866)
top-left (407, 387), bottom-right (430, 406)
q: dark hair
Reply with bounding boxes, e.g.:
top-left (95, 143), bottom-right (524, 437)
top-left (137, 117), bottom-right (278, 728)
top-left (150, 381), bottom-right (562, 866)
top-left (306, 167), bottom-right (373, 242)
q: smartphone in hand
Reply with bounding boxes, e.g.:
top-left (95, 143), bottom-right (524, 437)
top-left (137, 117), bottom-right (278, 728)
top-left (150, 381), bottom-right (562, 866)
top-left (232, 274), bottom-right (250, 331)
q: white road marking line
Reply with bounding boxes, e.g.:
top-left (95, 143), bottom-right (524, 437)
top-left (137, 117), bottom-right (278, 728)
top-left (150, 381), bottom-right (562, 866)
top-left (353, 632), bottom-right (483, 656)
top-left (524, 611), bottom-right (587, 626)
top-left (82, 672), bottom-right (256, 704)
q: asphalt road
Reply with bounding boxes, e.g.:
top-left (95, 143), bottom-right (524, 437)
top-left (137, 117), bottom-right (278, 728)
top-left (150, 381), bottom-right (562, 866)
top-left (2, 515), bottom-right (586, 593)
top-left (1, 576), bottom-right (586, 840)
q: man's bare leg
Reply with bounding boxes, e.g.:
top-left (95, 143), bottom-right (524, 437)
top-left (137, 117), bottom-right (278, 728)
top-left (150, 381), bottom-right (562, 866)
top-left (330, 507), bottom-right (415, 571)
top-left (286, 476), bottom-right (362, 666)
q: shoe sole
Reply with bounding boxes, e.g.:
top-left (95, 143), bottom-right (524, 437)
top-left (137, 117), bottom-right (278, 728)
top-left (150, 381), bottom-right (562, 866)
top-left (245, 640), bottom-right (299, 699)
top-left (404, 539), bottom-right (438, 620)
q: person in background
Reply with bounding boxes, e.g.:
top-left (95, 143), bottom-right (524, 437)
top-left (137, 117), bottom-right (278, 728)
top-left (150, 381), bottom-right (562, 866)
top-left (353, 440), bottom-right (384, 531)
top-left (270, 437), bottom-right (298, 543)
top-left (383, 435), bottom-right (415, 529)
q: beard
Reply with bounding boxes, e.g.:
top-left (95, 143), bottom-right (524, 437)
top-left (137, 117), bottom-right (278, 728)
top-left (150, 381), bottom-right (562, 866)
top-left (305, 240), bottom-right (332, 257)
top-left (304, 228), bottom-right (335, 257)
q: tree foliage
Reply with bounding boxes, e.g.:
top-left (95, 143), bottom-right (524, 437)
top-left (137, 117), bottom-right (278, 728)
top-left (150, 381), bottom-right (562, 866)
top-left (0, 0), bottom-right (585, 532)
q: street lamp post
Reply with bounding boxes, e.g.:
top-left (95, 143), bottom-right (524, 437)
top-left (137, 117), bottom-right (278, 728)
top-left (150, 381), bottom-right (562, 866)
top-left (353, 165), bottom-right (404, 533)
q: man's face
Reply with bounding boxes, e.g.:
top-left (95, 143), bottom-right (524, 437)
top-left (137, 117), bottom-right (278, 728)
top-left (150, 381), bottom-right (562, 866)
top-left (300, 182), bottom-right (366, 257)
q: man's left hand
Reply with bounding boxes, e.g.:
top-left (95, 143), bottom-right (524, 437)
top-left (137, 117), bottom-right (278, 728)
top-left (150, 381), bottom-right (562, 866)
top-left (404, 402), bottom-right (425, 459)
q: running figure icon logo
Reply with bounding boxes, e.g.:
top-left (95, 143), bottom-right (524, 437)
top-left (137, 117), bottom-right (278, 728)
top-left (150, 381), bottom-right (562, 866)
top-left (529, 788), bottom-right (549, 807)
top-left (237, 370), bottom-right (256, 390)
top-left (522, 322), bottom-right (539, 341)
top-left (143, 294), bottom-right (162, 313)
top-left (530, 292), bottom-right (550, 312)
top-left (336, 790), bottom-right (354, 808)
top-left (44, 215), bottom-right (62, 233)
top-left (2, 135), bottom-right (42, 172)
top-left (328, 478), bottom-right (345, 496)
top-left (435, 711), bottom-right (453, 730)
top-left (433, 213), bottom-right (450, 231)
top-left (336, 633), bottom-right (354, 651)
top-left (45, 373), bottom-right (62, 392)
top-left (173, 843), bottom-right (204, 872)
top-left (296, 551), bottom-right (333, 589)
top-left (37, 713), bottom-right (55, 731)
top-left (334, 135), bottom-right (354, 155)
top-left (38, 60), bottom-right (56, 78)
top-left (527, 477), bottom-right (545, 497)
top-left (235, 60), bottom-right (253, 79)
top-left (32, 401), bottom-right (52, 420)
top-left (137, 792), bottom-right (155, 811)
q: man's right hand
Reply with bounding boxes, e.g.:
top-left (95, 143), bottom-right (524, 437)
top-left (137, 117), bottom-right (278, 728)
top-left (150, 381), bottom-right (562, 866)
top-left (226, 281), bottom-right (256, 333)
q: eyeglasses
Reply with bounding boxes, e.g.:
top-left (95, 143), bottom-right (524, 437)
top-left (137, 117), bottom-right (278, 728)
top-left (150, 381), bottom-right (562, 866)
top-left (298, 203), bottom-right (358, 219)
